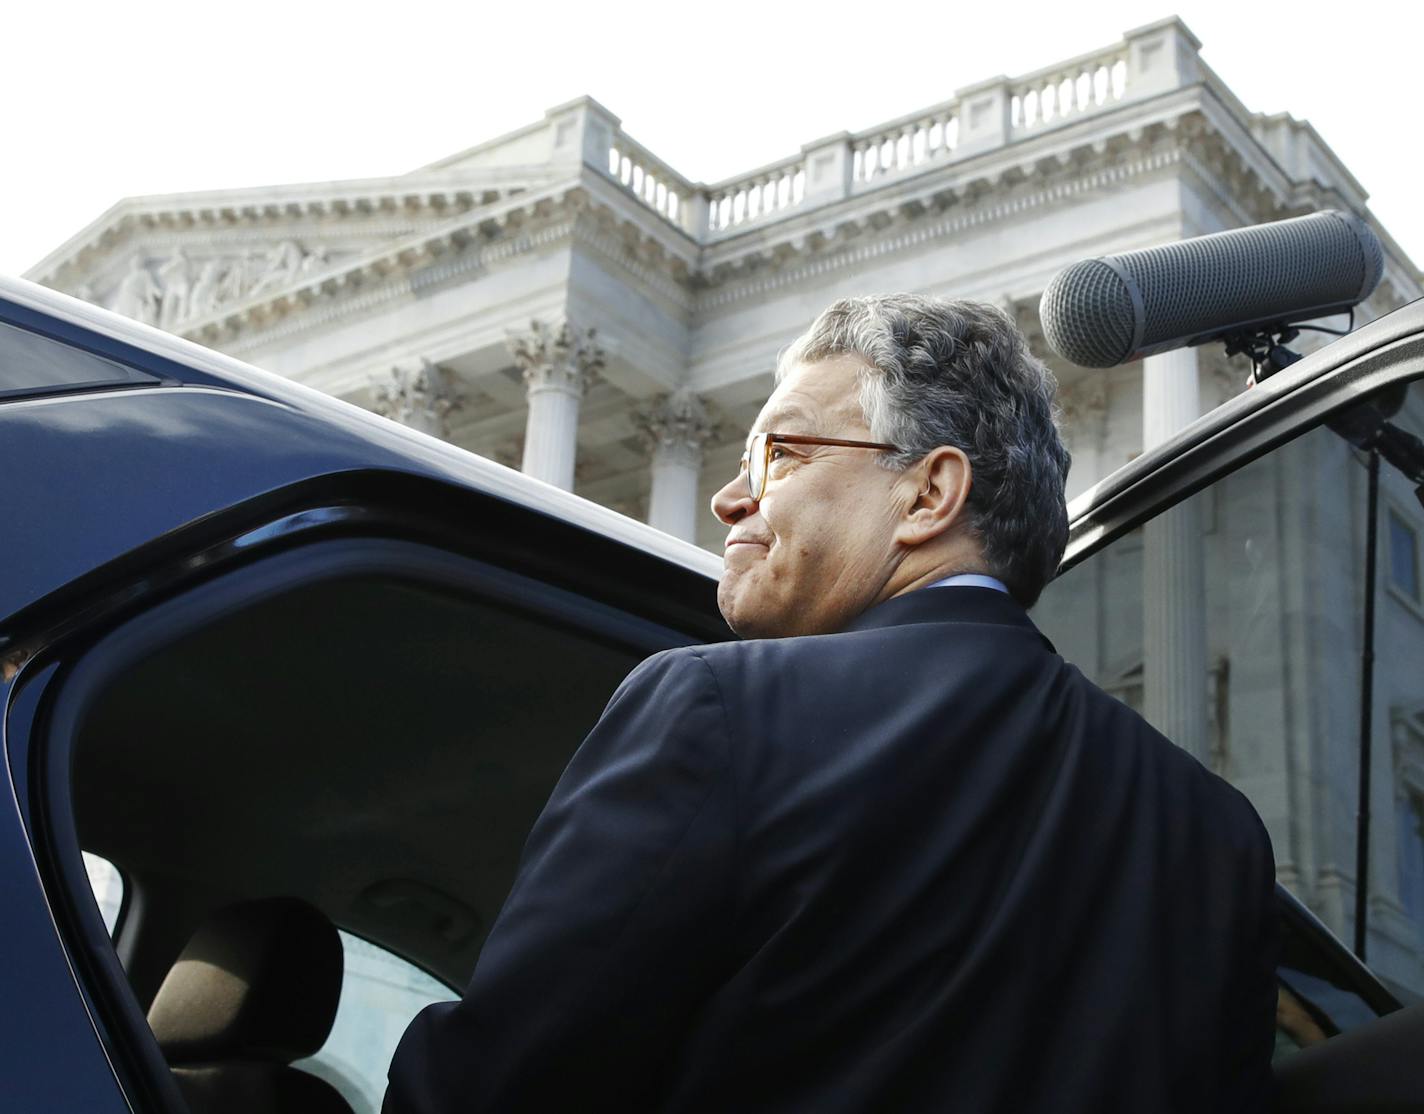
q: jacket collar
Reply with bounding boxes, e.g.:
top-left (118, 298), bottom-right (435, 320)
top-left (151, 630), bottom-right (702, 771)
top-left (841, 586), bottom-right (1057, 653)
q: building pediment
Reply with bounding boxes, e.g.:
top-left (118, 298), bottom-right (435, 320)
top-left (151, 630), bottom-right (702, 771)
top-left (25, 164), bottom-right (564, 329)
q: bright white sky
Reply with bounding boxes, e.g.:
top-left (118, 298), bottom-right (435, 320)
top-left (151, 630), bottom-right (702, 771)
top-left (4, 1), bottom-right (1421, 276)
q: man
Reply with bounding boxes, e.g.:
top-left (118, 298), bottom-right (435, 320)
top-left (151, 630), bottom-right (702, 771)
top-left (384, 295), bottom-right (1278, 1113)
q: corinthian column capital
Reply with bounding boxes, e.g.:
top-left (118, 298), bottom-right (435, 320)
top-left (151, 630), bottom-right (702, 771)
top-left (507, 319), bottom-right (605, 399)
top-left (636, 388), bottom-right (716, 467)
top-left (371, 357), bottom-right (463, 439)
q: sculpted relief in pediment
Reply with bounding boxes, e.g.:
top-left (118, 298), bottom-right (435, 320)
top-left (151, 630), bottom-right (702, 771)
top-left (95, 239), bottom-right (339, 329)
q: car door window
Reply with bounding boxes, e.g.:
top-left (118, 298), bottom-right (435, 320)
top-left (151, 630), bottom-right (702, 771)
top-left (81, 851), bottom-right (124, 936)
top-left (1034, 374), bottom-right (1424, 1055)
top-left (294, 932), bottom-right (454, 1114)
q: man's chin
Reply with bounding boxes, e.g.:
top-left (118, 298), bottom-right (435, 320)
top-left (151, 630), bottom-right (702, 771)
top-left (717, 579), bottom-right (783, 639)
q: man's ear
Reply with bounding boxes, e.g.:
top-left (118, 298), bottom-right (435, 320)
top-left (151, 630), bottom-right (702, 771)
top-left (894, 446), bottom-right (972, 547)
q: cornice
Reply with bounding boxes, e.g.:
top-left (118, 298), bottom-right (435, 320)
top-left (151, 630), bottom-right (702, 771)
top-left (27, 166), bottom-right (559, 286)
top-left (1178, 138), bottom-right (1289, 230)
top-left (570, 211), bottom-right (696, 314)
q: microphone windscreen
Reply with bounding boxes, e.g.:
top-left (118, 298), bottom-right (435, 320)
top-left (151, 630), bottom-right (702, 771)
top-left (1040, 210), bottom-right (1384, 368)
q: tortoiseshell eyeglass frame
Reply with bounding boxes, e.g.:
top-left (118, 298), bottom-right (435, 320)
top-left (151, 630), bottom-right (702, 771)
top-left (740, 432), bottom-right (903, 502)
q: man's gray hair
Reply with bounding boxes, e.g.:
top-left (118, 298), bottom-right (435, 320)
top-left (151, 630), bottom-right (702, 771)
top-left (778, 294), bottom-right (1071, 607)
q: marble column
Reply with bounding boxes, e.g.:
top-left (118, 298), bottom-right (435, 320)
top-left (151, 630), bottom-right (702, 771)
top-left (1057, 375), bottom-right (1110, 499)
top-left (1142, 347), bottom-right (1209, 762)
top-left (639, 389), bottom-right (715, 543)
top-left (508, 320), bottom-right (604, 491)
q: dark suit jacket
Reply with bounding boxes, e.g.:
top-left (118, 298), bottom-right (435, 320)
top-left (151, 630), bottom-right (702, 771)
top-left (383, 587), bottom-right (1278, 1113)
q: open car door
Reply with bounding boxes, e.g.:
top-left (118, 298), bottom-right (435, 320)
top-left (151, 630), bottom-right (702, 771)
top-left (1030, 297), bottom-right (1424, 1109)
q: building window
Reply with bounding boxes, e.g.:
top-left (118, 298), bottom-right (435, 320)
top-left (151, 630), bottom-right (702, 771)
top-left (1389, 510), bottom-right (1420, 602)
top-left (1399, 793), bottom-right (1424, 936)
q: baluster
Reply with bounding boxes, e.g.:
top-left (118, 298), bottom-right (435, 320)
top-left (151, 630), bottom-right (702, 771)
top-left (608, 146), bottom-right (621, 175)
top-left (1094, 65), bottom-right (1108, 105)
top-left (1111, 58), bottom-right (1127, 99)
top-left (1076, 70), bottom-right (1091, 112)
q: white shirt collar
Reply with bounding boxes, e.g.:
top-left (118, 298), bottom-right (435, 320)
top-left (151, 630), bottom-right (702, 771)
top-left (924, 573), bottom-right (1009, 594)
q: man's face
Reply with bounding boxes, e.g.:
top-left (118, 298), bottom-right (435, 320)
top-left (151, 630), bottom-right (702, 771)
top-left (711, 355), bottom-right (909, 638)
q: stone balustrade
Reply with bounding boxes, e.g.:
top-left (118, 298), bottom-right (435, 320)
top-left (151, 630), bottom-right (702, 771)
top-left (605, 133), bottom-right (697, 233)
top-left (706, 156), bottom-right (806, 233)
top-left (589, 21), bottom-right (1197, 240)
top-left (851, 103), bottom-right (962, 185)
top-left (1010, 45), bottom-right (1130, 132)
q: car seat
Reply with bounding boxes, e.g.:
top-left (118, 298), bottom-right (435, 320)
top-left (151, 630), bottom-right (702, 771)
top-left (146, 896), bottom-right (352, 1114)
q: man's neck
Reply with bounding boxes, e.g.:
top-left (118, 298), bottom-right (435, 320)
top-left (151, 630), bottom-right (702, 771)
top-left (884, 556), bottom-right (993, 601)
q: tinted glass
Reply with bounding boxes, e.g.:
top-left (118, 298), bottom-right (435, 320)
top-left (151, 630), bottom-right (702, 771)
top-left (0, 319), bottom-right (158, 398)
top-left (1035, 375), bottom-right (1424, 1059)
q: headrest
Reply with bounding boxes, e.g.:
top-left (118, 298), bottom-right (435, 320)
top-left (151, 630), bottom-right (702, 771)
top-left (148, 897), bottom-right (343, 1064)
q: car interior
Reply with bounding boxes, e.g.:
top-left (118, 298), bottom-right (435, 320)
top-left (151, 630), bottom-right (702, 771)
top-left (55, 542), bottom-right (678, 1111)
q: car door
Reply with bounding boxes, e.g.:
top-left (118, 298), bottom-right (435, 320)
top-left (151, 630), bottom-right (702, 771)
top-left (1030, 297), bottom-right (1424, 1108)
top-left (5, 521), bottom-right (730, 1113)
top-left (0, 298), bottom-right (730, 1111)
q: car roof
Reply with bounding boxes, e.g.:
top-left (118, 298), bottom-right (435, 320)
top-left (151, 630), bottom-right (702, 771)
top-left (0, 275), bottom-right (722, 628)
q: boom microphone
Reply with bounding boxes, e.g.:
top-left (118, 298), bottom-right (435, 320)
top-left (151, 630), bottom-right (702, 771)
top-left (1039, 210), bottom-right (1383, 368)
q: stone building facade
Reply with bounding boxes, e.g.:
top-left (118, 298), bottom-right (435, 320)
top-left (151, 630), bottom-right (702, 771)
top-left (33, 13), bottom-right (1424, 1040)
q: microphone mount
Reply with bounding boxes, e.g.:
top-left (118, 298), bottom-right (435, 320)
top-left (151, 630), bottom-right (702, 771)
top-left (1221, 322), bottom-right (1303, 387)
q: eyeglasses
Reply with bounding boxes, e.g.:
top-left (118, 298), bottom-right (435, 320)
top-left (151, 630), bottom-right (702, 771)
top-left (740, 432), bottom-right (902, 502)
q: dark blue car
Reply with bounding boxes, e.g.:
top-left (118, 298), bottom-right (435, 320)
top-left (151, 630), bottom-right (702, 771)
top-left (2, 275), bottom-right (1422, 1112)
